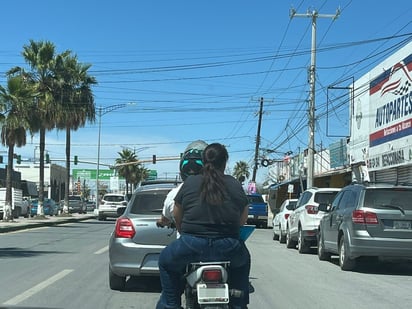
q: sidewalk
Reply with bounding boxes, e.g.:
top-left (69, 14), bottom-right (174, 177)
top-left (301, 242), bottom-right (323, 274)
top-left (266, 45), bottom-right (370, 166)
top-left (0, 213), bottom-right (96, 233)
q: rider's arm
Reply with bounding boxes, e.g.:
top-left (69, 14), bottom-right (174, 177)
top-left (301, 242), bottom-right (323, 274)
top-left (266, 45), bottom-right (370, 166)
top-left (240, 204), bottom-right (248, 226)
top-left (173, 202), bottom-right (183, 233)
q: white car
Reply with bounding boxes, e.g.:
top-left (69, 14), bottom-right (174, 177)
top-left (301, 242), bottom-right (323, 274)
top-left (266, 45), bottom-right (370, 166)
top-left (98, 193), bottom-right (128, 221)
top-left (286, 187), bottom-right (341, 253)
top-left (272, 199), bottom-right (298, 243)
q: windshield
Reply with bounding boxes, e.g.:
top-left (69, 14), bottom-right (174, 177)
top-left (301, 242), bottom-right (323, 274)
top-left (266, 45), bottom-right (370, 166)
top-left (104, 195), bottom-right (126, 202)
top-left (364, 188), bottom-right (412, 210)
top-left (130, 190), bottom-right (171, 215)
top-left (248, 195), bottom-right (265, 204)
top-left (314, 192), bottom-right (339, 204)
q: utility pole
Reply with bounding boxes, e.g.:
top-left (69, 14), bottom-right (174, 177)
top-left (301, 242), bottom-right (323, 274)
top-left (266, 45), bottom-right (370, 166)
top-left (290, 8), bottom-right (340, 189)
top-left (251, 97), bottom-right (273, 182)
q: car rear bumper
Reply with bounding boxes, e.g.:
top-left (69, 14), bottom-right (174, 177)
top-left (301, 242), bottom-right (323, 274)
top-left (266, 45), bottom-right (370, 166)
top-left (109, 238), bottom-right (166, 276)
top-left (98, 208), bottom-right (120, 218)
top-left (349, 234), bottom-right (412, 258)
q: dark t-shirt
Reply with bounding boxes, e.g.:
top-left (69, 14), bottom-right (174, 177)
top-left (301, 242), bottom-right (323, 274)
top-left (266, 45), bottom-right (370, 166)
top-left (174, 174), bottom-right (249, 238)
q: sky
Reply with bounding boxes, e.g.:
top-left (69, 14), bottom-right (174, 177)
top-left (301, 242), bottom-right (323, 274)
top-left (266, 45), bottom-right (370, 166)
top-left (1, 0), bottom-right (412, 186)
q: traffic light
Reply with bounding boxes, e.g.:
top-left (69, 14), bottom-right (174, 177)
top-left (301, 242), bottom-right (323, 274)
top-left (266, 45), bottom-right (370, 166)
top-left (152, 155), bottom-right (156, 164)
top-left (76, 181), bottom-right (81, 193)
top-left (74, 155), bottom-right (78, 165)
top-left (17, 155), bottom-right (21, 164)
top-left (46, 153), bottom-right (50, 163)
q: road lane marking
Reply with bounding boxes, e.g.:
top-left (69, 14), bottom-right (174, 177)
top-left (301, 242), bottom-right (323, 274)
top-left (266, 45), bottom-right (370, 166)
top-left (94, 245), bottom-right (109, 254)
top-left (3, 269), bottom-right (73, 305)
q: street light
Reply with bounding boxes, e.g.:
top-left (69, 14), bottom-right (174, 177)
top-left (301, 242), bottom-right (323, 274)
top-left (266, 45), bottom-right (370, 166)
top-left (95, 103), bottom-right (134, 210)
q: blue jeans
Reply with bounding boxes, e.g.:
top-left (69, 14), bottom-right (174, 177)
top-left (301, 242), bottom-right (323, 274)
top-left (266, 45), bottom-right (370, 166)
top-left (156, 234), bottom-right (251, 309)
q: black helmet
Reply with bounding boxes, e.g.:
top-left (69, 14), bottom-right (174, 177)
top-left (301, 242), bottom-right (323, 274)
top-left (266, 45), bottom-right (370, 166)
top-left (180, 140), bottom-right (208, 181)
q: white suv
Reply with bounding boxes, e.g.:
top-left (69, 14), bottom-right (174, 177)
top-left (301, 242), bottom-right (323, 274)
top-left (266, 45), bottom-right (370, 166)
top-left (98, 193), bottom-right (128, 221)
top-left (286, 187), bottom-right (341, 253)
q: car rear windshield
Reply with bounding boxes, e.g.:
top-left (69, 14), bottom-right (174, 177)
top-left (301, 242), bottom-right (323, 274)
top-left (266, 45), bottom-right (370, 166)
top-left (286, 201), bottom-right (297, 210)
top-left (314, 192), bottom-right (339, 204)
top-left (129, 190), bottom-right (171, 214)
top-left (364, 188), bottom-right (412, 210)
top-left (69, 196), bottom-right (81, 201)
top-left (248, 195), bottom-right (265, 204)
top-left (104, 195), bottom-right (125, 202)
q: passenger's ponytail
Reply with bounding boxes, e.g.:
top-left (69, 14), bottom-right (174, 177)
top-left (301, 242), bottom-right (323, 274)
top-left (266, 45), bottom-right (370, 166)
top-left (200, 143), bottom-right (228, 206)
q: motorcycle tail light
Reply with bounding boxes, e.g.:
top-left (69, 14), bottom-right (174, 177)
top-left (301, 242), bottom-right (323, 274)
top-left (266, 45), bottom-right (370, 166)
top-left (202, 269), bottom-right (222, 282)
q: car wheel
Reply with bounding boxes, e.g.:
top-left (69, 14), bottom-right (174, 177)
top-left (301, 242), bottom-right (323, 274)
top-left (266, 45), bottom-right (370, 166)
top-left (286, 227), bottom-right (296, 249)
top-left (317, 231), bottom-right (331, 261)
top-left (298, 227), bottom-right (310, 253)
top-left (109, 267), bottom-right (126, 291)
top-left (98, 215), bottom-right (105, 221)
top-left (339, 236), bottom-right (356, 271)
top-left (273, 231), bottom-right (279, 241)
top-left (279, 229), bottom-right (286, 243)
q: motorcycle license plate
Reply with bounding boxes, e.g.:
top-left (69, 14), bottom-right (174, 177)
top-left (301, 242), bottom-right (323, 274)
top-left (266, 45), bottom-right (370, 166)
top-left (197, 283), bottom-right (229, 304)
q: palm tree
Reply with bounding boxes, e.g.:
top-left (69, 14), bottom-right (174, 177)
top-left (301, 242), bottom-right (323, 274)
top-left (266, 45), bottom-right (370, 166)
top-left (233, 160), bottom-right (250, 184)
top-left (115, 149), bottom-right (139, 196)
top-left (115, 150), bottom-right (150, 196)
top-left (0, 75), bottom-right (36, 221)
top-left (17, 40), bottom-right (59, 216)
top-left (54, 53), bottom-right (96, 214)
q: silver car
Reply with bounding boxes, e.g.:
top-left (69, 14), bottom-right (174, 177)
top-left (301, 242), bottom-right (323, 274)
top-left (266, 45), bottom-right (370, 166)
top-left (318, 183), bottom-right (412, 271)
top-left (108, 182), bottom-right (180, 290)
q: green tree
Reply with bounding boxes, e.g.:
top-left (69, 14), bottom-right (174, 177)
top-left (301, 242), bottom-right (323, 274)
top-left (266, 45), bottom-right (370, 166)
top-left (54, 53), bottom-right (96, 213)
top-left (115, 149), bottom-right (144, 196)
top-left (0, 75), bottom-right (36, 221)
top-left (233, 160), bottom-right (250, 184)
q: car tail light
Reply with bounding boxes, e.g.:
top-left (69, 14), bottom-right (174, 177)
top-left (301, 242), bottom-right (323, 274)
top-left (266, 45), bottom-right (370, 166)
top-left (284, 214), bottom-right (290, 220)
top-left (202, 269), bottom-right (222, 283)
top-left (352, 210), bottom-right (379, 224)
top-left (305, 205), bottom-right (318, 214)
top-left (114, 218), bottom-right (136, 238)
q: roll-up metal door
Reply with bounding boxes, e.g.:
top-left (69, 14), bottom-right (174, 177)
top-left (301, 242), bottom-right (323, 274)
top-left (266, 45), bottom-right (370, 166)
top-left (374, 167), bottom-right (398, 183)
top-left (397, 166), bottom-right (412, 184)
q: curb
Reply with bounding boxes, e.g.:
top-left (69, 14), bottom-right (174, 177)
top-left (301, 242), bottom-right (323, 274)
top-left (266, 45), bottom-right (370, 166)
top-left (0, 214), bottom-right (95, 234)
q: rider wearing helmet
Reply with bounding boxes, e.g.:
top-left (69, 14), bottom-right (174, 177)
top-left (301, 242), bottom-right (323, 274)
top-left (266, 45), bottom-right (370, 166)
top-left (157, 140), bottom-right (208, 228)
top-left (157, 143), bottom-right (251, 309)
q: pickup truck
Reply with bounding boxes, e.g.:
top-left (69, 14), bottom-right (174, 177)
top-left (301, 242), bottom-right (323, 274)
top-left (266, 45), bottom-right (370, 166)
top-left (68, 195), bottom-right (86, 214)
top-left (246, 193), bottom-right (268, 228)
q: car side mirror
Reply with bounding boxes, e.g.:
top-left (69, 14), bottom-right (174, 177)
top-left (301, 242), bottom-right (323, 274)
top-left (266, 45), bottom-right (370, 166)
top-left (318, 203), bottom-right (330, 212)
top-left (117, 206), bottom-right (127, 215)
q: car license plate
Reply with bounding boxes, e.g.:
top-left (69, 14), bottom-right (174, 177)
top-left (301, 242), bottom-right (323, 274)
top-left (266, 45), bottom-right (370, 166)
top-left (393, 221), bottom-right (411, 229)
top-left (197, 283), bottom-right (229, 304)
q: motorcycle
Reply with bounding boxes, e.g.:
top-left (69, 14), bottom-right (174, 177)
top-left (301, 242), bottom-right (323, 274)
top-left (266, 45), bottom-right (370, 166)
top-left (183, 225), bottom-right (255, 309)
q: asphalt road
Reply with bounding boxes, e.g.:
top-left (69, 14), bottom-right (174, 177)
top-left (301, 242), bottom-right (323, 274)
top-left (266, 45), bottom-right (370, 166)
top-left (0, 219), bottom-right (411, 308)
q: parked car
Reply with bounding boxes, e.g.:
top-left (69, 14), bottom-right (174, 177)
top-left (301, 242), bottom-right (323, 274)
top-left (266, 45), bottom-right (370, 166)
top-left (318, 183), bottom-right (412, 271)
top-left (68, 195), bottom-right (86, 214)
top-left (97, 193), bottom-right (128, 221)
top-left (273, 198), bottom-right (298, 243)
top-left (30, 198), bottom-right (59, 216)
top-left (85, 200), bottom-right (96, 212)
top-left (108, 182), bottom-right (180, 290)
top-left (247, 193), bottom-right (268, 228)
top-left (286, 187), bottom-right (341, 253)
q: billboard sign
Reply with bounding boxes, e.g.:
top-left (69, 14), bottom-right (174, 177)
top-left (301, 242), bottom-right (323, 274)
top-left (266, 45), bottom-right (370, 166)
top-left (350, 42), bottom-right (412, 171)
